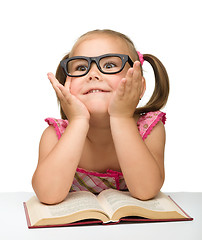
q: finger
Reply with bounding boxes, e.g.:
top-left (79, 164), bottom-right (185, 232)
top-left (57, 83), bottom-right (69, 96)
top-left (53, 84), bottom-right (64, 100)
top-left (126, 67), bottom-right (134, 79)
top-left (57, 81), bottom-right (73, 104)
top-left (116, 78), bottom-right (126, 97)
top-left (132, 61), bottom-right (143, 96)
top-left (47, 72), bottom-right (59, 86)
top-left (47, 72), bottom-right (64, 99)
top-left (124, 68), bottom-right (133, 91)
top-left (64, 76), bottom-right (71, 91)
top-left (132, 61), bottom-right (142, 82)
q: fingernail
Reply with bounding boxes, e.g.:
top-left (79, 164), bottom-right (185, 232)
top-left (129, 68), bottom-right (133, 74)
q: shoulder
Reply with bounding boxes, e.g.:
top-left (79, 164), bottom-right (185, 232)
top-left (39, 125), bottom-right (59, 148)
top-left (38, 118), bottom-right (68, 162)
top-left (45, 118), bottom-right (69, 139)
top-left (137, 112), bottom-right (166, 174)
top-left (137, 111), bottom-right (166, 141)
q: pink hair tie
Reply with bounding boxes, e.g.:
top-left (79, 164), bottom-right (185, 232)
top-left (137, 51), bottom-right (144, 65)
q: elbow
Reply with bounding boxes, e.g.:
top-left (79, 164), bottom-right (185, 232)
top-left (129, 185), bottom-right (163, 201)
top-left (135, 177), bottom-right (165, 200)
top-left (38, 195), bottom-right (67, 205)
top-left (34, 189), bottom-right (68, 205)
top-left (31, 176), bottom-right (68, 205)
top-left (132, 192), bottom-right (158, 201)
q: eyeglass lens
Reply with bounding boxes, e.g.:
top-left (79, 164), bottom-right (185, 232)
top-left (67, 56), bottom-right (123, 76)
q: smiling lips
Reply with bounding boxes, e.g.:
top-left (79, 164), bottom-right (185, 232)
top-left (84, 89), bottom-right (110, 94)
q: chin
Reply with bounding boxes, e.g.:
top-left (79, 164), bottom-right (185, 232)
top-left (89, 106), bottom-right (109, 115)
top-left (86, 100), bottom-right (109, 116)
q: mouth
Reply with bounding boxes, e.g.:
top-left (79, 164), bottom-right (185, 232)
top-left (84, 89), bottom-right (110, 95)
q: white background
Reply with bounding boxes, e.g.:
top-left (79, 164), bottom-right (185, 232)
top-left (0, 0), bottom-right (201, 192)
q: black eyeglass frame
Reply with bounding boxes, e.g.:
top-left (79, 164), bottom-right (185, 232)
top-left (60, 53), bottom-right (134, 77)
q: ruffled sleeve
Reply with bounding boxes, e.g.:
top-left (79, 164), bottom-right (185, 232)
top-left (45, 118), bottom-right (69, 139)
top-left (137, 111), bottom-right (166, 141)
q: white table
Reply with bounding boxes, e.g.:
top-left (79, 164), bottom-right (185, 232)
top-left (0, 192), bottom-right (201, 240)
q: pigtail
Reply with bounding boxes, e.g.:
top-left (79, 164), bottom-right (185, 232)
top-left (55, 53), bottom-right (70, 120)
top-left (136, 54), bottom-right (169, 114)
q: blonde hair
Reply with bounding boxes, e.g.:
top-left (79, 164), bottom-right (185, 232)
top-left (55, 29), bottom-right (169, 119)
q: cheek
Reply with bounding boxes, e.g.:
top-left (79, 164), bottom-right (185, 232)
top-left (108, 75), bottom-right (124, 90)
top-left (69, 85), bottom-right (77, 95)
top-left (69, 80), bottom-right (81, 95)
top-left (112, 81), bottom-right (120, 90)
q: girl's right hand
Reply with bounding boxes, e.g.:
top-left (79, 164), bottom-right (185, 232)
top-left (47, 72), bottom-right (90, 121)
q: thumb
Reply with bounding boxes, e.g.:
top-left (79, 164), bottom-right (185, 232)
top-left (64, 76), bottom-right (72, 91)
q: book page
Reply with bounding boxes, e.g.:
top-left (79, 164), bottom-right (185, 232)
top-left (97, 189), bottom-right (187, 218)
top-left (26, 191), bottom-right (106, 226)
top-left (47, 191), bottom-right (105, 217)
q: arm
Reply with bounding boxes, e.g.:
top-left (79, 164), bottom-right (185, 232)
top-left (108, 61), bottom-right (165, 200)
top-left (32, 73), bottom-right (90, 204)
top-left (32, 119), bottom-right (89, 205)
top-left (110, 117), bottom-right (165, 200)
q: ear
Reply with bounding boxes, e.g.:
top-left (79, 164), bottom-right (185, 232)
top-left (140, 76), bottom-right (146, 99)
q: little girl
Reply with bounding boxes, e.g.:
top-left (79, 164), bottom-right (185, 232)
top-left (32, 29), bottom-right (169, 204)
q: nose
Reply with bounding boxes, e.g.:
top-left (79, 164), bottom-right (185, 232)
top-left (87, 63), bottom-right (101, 81)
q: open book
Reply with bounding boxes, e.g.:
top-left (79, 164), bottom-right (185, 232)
top-left (24, 189), bottom-right (193, 228)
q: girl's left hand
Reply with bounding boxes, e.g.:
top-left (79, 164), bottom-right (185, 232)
top-left (108, 61), bottom-right (144, 118)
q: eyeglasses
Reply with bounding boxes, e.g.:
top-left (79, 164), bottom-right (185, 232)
top-left (60, 54), bottom-right (134, 77)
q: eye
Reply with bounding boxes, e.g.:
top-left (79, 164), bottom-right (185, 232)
top-left (76, 65), bottom-right (88, 71)
top-left (103, 62), bottom-right (117, 69)
top-left (68, 59), bottom-right (88, 74)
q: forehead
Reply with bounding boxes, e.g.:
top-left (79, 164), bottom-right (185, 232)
top-left (71, 34), bottom-right (131, 57)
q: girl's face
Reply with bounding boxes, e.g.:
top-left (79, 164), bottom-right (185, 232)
top-left (68, 34), bottom-right (132, 115)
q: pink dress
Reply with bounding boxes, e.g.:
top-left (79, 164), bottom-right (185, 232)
top-left (45, 111), bottom-right (166, 194)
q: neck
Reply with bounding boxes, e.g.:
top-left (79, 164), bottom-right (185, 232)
top-left (87, 114), bottom-right (113, 145)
